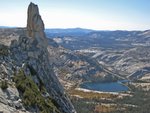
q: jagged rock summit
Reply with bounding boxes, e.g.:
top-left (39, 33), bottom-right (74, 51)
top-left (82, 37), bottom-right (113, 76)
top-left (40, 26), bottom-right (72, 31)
top-left (0, 2), bottom-right (76, 113)
top-left (27, 2), bottom-right (47, 46)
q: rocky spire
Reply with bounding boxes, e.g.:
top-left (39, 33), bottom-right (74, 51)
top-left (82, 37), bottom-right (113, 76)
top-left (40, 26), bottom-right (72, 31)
top-left (27, 2), bottom-right (46, 40)
top-left (25, 3), bottom-right (76, 113)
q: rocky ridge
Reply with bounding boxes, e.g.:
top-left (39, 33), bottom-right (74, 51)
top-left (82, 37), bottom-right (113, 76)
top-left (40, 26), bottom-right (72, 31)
top-left (0, 2), bottom-right (75, 113)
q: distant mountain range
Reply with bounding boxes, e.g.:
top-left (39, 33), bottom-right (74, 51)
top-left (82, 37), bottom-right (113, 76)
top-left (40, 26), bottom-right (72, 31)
top-left (0, 26), bottom-right (94, 37)
top-left (0, 26), bottom-right (17, 28)
top-left (45, 28), bottom-right (94, 37)
top-left (46, 28), bottom-right (94, 33)
top-left (0, 26), bottom-right (10, 28)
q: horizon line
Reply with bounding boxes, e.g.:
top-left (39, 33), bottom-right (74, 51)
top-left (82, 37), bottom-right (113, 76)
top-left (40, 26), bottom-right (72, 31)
top-left (0, 25), bottom-right (149, 31)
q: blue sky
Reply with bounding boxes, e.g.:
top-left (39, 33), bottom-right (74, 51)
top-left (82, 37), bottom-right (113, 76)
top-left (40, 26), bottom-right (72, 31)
top-left (0, 0), bottom-right (150, 30)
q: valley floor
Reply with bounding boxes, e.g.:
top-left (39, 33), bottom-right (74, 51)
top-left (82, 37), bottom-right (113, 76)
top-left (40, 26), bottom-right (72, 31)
top-left (67, 81), bottom-right (150, 113)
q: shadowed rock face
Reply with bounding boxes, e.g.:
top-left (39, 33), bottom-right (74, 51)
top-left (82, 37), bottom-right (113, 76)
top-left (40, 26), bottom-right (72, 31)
top-left (27, 2), bottom-right (45, 40)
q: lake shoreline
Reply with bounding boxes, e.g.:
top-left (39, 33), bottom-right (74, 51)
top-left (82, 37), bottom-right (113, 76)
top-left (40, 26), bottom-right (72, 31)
top-left (75, 87), bottom-right (125, 95)
top-left (75, 88), bottom-right (130, 96)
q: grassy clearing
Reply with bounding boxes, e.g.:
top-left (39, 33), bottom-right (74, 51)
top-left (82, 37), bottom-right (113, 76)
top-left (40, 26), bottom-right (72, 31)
top-left (69, 89), bottom-right (119, 113)
top-left (69, 88), bottom-right (129, 113)
top-left (69, 89), bottom-right (118, 99)
top-left (94, 104), bottom-right (117, 113)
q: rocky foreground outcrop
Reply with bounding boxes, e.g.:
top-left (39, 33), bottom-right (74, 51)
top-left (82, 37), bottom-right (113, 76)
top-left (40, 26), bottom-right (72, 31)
top-left (0, 2), bottom-right (75, 113)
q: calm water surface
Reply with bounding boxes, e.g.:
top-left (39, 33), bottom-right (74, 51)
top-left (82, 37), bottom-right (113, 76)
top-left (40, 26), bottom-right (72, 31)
top-left (80, 81), bottom-right (129, 92)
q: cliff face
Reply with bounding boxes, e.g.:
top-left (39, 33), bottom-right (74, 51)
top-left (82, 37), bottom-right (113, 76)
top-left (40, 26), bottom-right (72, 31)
top-left (27, 2), bottom-right (47, 47)
top-left (0, 2), bottom-right (75, 113)
top-left (27, 3), bottom-right (45, 38)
